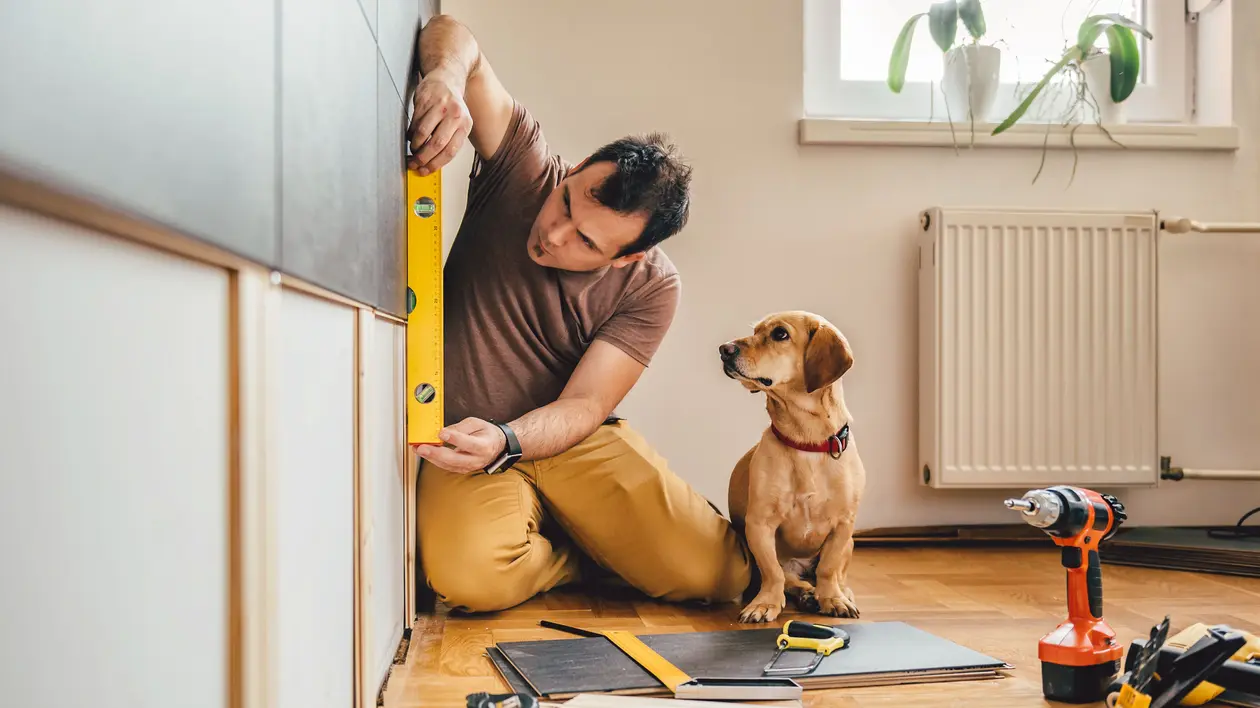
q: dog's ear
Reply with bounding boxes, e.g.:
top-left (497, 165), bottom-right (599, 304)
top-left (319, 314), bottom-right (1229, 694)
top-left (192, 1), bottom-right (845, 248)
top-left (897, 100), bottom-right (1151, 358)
top-left (803, 321), bottom-right (853, 393)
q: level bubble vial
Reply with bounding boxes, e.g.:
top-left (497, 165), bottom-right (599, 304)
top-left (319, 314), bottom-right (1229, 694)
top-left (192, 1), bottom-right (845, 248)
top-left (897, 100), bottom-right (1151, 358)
top-left (414, 196), bottom-right (436, 218)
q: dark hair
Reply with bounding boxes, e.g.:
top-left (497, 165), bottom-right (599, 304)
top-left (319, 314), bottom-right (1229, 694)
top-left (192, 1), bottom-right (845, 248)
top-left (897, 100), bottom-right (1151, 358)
top-left (575, 133), bottom-right (693, 256)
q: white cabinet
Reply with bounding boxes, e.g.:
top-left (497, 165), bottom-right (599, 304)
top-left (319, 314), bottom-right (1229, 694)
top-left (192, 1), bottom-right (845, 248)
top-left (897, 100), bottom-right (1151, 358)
top-left (0, 206), bottom-right (232, 708)
top-left (0, 204), bottom-right (414, 708)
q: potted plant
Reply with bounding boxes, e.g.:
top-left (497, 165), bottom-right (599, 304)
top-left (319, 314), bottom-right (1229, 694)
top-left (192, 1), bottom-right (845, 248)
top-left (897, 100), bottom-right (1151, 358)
top-left (887, 0), bottom-right (999, 123)
top-left (992, 13), bottom-right (1152, 135)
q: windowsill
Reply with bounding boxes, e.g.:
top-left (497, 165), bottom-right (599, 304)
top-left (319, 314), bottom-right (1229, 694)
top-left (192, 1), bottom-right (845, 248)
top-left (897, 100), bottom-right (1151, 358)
top-left (798, 118), bottom-right (1241, 152)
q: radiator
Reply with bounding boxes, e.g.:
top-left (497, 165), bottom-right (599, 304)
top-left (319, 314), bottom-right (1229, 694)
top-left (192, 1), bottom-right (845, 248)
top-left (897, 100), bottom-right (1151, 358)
top-left (918, 207), bottom-right (1160, 489)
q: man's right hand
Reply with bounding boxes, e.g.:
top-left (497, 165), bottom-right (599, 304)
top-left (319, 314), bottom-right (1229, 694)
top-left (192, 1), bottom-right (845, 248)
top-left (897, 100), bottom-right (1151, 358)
top-left (410, 15), bottom-right (515, 173)
top-left (408, 69), bottom-right (473, 176)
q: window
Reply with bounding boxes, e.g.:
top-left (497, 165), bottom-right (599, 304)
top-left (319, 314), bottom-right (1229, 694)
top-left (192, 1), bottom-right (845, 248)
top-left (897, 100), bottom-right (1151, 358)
top-left (804, 0), bottom-right (1189, 125)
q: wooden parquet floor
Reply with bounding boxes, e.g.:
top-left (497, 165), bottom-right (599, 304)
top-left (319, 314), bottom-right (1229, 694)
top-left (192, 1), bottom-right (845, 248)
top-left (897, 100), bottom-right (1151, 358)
top-left (381, 546), bottom-right (1260, 708)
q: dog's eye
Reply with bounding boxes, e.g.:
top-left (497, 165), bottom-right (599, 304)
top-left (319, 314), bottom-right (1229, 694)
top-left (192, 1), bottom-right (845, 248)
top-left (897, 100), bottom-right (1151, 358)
top-left (771, 327), bottom-right (789, 341)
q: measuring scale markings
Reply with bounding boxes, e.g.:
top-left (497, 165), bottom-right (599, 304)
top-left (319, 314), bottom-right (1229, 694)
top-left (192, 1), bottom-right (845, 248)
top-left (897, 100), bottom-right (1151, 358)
top-left (406, 169), bottom-right (444, 443)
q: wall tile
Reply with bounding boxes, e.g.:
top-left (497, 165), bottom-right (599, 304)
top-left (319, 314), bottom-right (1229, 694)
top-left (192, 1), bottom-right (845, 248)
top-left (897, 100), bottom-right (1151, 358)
top-left (379, 0), bottom-right (423, 100)
top-left (377, 56), bottom-right (408, 317)
top-left (280, 0), bottom-right (379, 305)
top-left (362, 0), bottom-right (378, 36)
top-left (0, 0), bottom-right (278, 265)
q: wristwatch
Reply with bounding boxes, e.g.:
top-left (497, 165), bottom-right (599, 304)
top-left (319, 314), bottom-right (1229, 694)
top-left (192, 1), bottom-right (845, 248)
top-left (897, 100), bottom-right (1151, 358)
top-left (484, 420), bottom-right (522, 475)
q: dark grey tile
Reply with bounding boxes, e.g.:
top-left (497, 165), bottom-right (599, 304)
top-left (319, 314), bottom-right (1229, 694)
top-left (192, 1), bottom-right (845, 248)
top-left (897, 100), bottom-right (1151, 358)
top-left (0, 0), bottom-right (279, 265)
top-left (376, 56), bottom-right (408, 318)
top-left (280, 0), bottom-right (379, 306)
top-left (378, 0), bottom-right (423, 100)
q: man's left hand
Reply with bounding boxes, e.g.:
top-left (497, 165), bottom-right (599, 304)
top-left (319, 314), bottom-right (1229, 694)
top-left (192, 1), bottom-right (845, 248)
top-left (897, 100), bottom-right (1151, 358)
top-left (411, 417), bottom-right (506, 474)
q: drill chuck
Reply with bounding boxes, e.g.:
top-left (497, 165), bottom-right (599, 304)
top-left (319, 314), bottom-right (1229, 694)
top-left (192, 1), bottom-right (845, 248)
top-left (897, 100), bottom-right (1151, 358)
top-left (1003, 489), bottom-right (1063, 529)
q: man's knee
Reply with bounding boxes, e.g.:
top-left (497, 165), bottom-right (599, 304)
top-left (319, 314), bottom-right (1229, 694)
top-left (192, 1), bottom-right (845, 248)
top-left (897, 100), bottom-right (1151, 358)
top-left (415, 460), bottom-right (556, 612)
top-left (421, 538), bottom-right (538, 613)
top-left (426, 563), bottom-right (535, 613)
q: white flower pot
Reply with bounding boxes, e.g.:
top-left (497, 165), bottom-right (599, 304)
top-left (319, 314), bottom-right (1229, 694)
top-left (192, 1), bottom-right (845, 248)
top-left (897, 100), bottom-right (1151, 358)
top-left (1081, 53), bottom-right (1127, 124)
top-left (941, 44), bottom-right (1001, 122)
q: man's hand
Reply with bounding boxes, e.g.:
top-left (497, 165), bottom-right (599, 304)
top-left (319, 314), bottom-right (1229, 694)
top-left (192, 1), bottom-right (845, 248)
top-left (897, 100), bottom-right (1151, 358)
top-left (410, 15), bottom-right (515, 172)
top-left (411, 416), bottom-right (506, 474)
top-left (407, 70), bottom-right (473, 176)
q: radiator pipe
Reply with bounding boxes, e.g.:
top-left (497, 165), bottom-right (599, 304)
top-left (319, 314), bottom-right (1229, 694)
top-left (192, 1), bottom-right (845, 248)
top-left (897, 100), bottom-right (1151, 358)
top-left (1160, 456), bottom-right (1260, 481)
top-left (1160, 216), bottom-right (1260, 234)
top-left (1157, 216), bottom-right (1260, 481)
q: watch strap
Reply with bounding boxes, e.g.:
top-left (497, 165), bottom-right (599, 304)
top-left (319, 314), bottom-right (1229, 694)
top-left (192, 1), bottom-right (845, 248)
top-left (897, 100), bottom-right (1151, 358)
top-left (485, 420), bottom-right (522, 474)
top-left (495, 421), bottom-right (521, 457)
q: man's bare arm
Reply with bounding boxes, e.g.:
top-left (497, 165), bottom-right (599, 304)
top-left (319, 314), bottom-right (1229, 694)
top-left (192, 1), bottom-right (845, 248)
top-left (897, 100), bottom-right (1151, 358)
top-left (412, 340), bottom-right (647, 473)
top-left (508, 340), bottom-right (647, 460)
top-left (407, 14), bottom-right (514, 174)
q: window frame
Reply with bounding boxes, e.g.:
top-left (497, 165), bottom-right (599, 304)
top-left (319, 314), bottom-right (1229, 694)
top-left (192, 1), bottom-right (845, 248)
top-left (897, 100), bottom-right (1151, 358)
top-left (803, 0), bottom-right (1189, 125)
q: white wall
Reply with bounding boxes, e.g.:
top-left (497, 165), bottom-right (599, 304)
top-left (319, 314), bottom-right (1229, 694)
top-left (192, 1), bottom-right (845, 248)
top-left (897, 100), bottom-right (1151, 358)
top-left (440, 0), bottom-right (1260, 529)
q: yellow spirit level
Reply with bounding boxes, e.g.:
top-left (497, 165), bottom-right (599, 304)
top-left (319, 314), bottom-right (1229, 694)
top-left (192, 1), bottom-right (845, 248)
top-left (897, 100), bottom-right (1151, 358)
top-left (405, 167), bottom-right (443, 444)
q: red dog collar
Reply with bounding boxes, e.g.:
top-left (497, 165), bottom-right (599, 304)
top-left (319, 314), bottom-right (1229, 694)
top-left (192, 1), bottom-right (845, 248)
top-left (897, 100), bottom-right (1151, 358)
top-left (771, 423), bottom-right (850, 459)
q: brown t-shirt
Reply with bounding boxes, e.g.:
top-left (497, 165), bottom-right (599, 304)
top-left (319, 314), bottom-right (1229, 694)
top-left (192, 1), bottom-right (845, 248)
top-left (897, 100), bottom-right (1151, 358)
top-left (441, 101), bottom-right (681, 426)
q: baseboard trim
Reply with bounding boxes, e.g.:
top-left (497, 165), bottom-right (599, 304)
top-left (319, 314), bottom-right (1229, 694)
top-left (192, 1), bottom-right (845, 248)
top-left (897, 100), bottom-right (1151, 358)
top-left (854, 524), bottom-right (1050, 544)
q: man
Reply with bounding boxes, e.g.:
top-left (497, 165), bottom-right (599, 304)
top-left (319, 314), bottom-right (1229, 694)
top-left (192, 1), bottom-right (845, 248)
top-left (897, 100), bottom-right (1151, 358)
top-left (405, 14), bottom-right (751, 613)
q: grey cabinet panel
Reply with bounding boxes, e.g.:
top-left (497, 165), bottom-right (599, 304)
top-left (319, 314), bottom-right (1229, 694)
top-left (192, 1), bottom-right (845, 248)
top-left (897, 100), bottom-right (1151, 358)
top-left (379, 0), bottom-right (423, 100)
top-left (377, 57), bottom-right (407, 317)
top-left (280, 0), bottom-right (379, 306)
top-left (0, 0), bottom-right (279, 265)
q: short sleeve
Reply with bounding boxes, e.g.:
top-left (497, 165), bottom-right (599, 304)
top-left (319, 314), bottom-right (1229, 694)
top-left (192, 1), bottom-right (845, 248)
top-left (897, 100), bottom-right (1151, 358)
top-left (594, 273), bottom-right (681, 367)
top-left (465, 100), bottom-right (559, 214)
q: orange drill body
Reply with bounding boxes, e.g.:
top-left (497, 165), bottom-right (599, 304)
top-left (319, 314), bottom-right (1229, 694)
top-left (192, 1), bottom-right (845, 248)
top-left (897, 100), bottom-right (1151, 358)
top-left (1005, 486), bottom-right (1128, 704)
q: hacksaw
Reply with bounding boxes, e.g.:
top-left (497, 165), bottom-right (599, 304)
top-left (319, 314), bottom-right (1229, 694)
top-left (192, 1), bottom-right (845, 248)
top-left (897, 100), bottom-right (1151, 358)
top-left (405, 167), bottom-right (444, 445)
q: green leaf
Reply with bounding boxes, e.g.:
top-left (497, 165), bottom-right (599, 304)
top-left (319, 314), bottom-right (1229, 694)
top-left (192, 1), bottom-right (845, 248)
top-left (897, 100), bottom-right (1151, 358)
top-left (1077, 13), bottom-right (1152, 53)
top-left (887, 13), bottom-right (927, 93)
top-left (1104, 25), bottom-right (1141, 102)
top-left (991, 49), bottom-right (1080, 135)
top-left (929, 1), bottom-right (959, 53)
top-left (958, 0), bottom-right (986, 39)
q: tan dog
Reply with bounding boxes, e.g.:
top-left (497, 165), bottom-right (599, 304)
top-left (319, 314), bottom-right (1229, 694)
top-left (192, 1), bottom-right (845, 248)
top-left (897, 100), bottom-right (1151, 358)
top-left (720, 311), bottom-right (866, 624)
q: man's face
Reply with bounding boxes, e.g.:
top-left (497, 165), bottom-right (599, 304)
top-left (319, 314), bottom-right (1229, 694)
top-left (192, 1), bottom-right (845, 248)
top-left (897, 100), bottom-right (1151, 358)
top-left (526, 161), bottom-right (650, 271)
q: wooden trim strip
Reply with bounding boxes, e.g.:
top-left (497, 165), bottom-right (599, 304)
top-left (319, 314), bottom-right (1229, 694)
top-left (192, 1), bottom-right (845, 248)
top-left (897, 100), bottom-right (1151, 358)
top-left (227, 271), bottom-right (244, 708)
top-left (376, 309), bottom-right (407, 326)
top-left (354, 306), bottom-right (376, 708)
top-left (232, 267), bottom-right (280, 708)
top-left (278, 274), bottom-right (367, 311)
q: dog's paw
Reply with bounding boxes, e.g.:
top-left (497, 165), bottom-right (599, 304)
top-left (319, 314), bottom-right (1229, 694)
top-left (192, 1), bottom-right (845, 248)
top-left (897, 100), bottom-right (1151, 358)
top-left (816, 592), bottom-right (859, 618)
top-left (738, 596), bottom-right (784, 623)
top-left (793, 589), bottom-right (821, 613)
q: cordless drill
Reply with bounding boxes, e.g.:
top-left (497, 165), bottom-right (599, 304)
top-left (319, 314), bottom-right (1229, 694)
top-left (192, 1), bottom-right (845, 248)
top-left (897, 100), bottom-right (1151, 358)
top-left (1004, 486), bottom-right (1128, 704)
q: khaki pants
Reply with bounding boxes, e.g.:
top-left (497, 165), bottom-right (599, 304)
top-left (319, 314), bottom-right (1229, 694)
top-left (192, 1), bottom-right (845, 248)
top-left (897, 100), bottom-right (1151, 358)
top-left (416, 420), bottom-right (751, 613)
